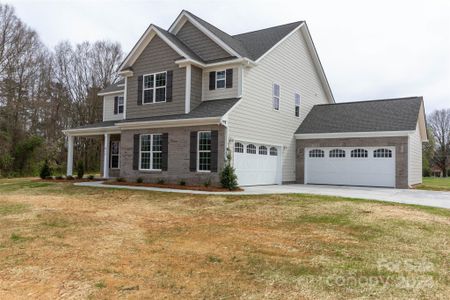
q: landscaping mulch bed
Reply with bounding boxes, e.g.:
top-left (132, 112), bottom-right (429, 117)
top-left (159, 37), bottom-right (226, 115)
top-left (35, 178), bottom-right (103, 183)
top-left (103, 181), bottom-right (242, 192)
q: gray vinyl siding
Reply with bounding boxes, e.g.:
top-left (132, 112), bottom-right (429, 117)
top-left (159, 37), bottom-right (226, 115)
top-left (103, 92), bottom-right (124, 121)
top-left (126, 35), bottom-right (186, 119)
top-left (202, 66), bottom-right (239, 100)
top-left (176, 21), bottom-right (232, 62)
top-left (190, 65), bottom-right (203, 110)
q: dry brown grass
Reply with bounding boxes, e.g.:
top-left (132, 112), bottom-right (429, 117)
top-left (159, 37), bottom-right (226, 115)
top-left (0, 178), bottom-right (449, 299)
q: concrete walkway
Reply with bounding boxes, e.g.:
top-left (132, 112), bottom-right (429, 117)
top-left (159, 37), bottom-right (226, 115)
top-left (75, 181), bottom-right (450, 209)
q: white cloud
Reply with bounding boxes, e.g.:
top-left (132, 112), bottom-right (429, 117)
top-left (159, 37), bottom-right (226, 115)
top-left (6, 0), bottom-right (450, 111)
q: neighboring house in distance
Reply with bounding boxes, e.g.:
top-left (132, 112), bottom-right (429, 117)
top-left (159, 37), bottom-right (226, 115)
top-left (63, 10), bottom-right (427, 188)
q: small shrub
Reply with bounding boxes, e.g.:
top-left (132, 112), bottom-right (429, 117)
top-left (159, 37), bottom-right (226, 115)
top-left (179, 180), bottom-right (186, 186)
top-left (136, 177), bottom-right (144, 183)
top-left (66, 175), bottom-right (74, 180)
top-left (55, 175), bottom-right (64, 180)
top-left (157, 178), bottom-right (165, 184)
top-left (422, 168), bottom-right (431, 177)
top-left (220, 150), bottom-right (238, 190)
top-left (203, 179), bottom-right (211, 188)
top-left (116, 177), bottom-right (126, 182)
top-left (87, 175), bottom-right (95, 180)
top-left (76, 161), bottom-right (84, 179)
top-left (447, 169), bottom-right (450, 177)
top-left (40, 160), bottom-right (52, 179)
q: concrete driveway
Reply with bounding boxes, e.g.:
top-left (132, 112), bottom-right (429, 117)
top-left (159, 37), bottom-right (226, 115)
top-left (76, 182), bottom-right (450, 209)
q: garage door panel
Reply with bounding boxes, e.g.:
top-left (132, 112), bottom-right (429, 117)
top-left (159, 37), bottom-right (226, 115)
top-left (305, 147), bottom-right (395, 187)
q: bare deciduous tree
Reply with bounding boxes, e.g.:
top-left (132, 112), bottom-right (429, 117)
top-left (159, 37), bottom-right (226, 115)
top-left (428, 109), bottom-right (450, 177)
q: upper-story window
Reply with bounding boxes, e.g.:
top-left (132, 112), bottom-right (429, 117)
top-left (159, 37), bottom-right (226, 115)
top-left (294, 93), bottom-right (300, 117)
top-left (143, 71), bottom-right (166, 104)
top-left (216, 71), bottom-right (226, 89)
top-left (118, 96), bottom-right (124, 114)
top-left (273, 83), bottom-right (280, 110)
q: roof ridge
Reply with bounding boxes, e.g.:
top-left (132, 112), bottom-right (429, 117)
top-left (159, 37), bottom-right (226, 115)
top-left (314, 96), bottom-right (422, 107)
top-left (232, 20), bottom-right (304, 37)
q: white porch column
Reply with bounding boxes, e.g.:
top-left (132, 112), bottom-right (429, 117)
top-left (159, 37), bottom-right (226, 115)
top-left (103, 133), bottom-right (110, 179)
top-left (66, 135), bottom-right (74, 176)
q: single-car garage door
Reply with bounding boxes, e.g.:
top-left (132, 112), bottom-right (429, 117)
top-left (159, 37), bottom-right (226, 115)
top-left (233, 141), bottom-right (282, 186)
top-left (305, 147), bottom-right (395, 187)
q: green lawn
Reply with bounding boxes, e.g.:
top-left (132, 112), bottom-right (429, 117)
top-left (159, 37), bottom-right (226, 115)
top-left (0, 178), bottom-right (449, 299)
top-left (416, 177), bottom-right (450, 191)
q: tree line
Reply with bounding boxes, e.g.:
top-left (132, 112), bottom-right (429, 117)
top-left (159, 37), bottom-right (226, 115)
top-left (0, 4), bottom-right (123, 176)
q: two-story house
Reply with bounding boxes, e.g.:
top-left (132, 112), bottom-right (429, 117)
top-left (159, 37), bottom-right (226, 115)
top-left (63, 10), bottom-right (427, 188)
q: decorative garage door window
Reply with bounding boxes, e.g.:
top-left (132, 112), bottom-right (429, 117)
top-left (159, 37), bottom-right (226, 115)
top-left (259, 146), bottom-right (268, 155)
top-left (329, 149), bottom-right (345, 158)
top-left (309, 149), bottom-right (325, 158)
top-left (270, 147), bottom-right (278, 156)
top-left (246, 144), bottom-right (257, 154)
top-left (350, 148), bottom-right (368, 158)
top-left (374, 148), bottom-right (392, 158)
top-left (234, 142), bottom-right (244, 153)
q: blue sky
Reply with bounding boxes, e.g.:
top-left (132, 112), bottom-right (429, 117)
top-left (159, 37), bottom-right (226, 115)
top-left (6, 0), bottom-right (450, 112)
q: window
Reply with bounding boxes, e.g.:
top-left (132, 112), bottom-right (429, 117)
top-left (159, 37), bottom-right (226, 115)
top-left (258, 146), bottom-right (268, 155)
top-left (329, 149), bottom-right (345, 158)
top-left (118, 96), bottom-right (124, 114)
top-left (350, 149), bottom-right (368, 158)
top-left (270, 147), bottom-right (278, 156)
top-left (198, 131), bottom-right (212, 172)
top-left (309, 149), bottom-right (324, 158)
top-left (216, 70), bottom-right (226, 89)
top-left (139, 134), bottom-right (162, 170)
top-left (110, 141), bottom-right (120, 169)
top-left (273, 83), bottom-right (280, 110)
top-left (234, 142), bottom-right (244, 153)
top-left (143, 72), bottom-right (166, 104)
top-left (294, 93), bottom-right (300, 117)
top-left (374, 148), bottom-right (392, 158)
top-left (246, 144), bottom-right (257, 154)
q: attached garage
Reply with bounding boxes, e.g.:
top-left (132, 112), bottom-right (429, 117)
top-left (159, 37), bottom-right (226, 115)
top-left (295, 97), bottom-right (428, 188)
top-left (233, 141), bottom-right (282, 186)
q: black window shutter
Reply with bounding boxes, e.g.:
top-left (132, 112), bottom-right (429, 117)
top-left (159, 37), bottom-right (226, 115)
top-left (166, 71), bottom-right (173, 102)
top-left (226, 69), bottom-right (233, 88)
top-left (137, 76), bottom-right (143, 105)
top-left (209, 72), bottom-right (215, 90)
top-left (133, 134), bottom-right (140, 170)
top-left (210, 130), bottom-right (219, 172)
top-left (113, 96), bottom-right (118, 114)
top-left (189, 131), bottom-right (197, 172)
top-left (162, 133), bottom-right (168, 171)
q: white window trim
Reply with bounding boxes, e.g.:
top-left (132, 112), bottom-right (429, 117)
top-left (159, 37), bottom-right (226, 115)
top-left (215, 70), bottom-right (226, 90)
top-left (197, 131), bottom-right (212, 173)
top-left (272, 83), bottom-right (280, 111)
top-left (138, 133), bottom-right (162, 171)
top-left (118, 96), bottom-right (124, 114)
top-left (142, 71), bottom-right (167, 104)
top-left (294, 93), bottom-right (300, 117)
top-left (110, 140), bottom-right (120, 169)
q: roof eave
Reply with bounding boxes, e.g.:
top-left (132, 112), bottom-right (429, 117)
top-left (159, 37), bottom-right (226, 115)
top-left (295, 130), bottom-right (415, 139)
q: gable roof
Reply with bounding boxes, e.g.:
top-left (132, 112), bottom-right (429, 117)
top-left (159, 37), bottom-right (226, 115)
top-left (233, 21), bottom-right (304, 60)
top-left (296, 97), bottom-right (424, 134)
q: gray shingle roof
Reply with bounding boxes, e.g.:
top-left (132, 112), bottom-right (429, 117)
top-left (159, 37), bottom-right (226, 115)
top-left (67, 98), bottom-right (240, 131)
top-left (98, 79), bottom-right (124, 94)
top-left (296, 97), bottom-right (423, 134)
top-left (233, 21), bottom-right (304, 60)
top-left (120, 98), bottom-right (240, 123)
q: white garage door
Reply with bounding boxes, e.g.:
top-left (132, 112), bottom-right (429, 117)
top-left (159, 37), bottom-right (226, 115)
top-left (233, 142), bottom-right (282, 186)
top-left (305, 147), bottom-right (395, 187)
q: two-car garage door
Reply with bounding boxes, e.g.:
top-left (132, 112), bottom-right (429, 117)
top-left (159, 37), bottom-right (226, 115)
top-left (305, 147), bottom-right (396, 187)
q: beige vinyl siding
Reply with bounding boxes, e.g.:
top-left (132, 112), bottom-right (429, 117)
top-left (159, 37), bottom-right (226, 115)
top-left (408, 123), bottom-right (423, 186)
top-left (176, 21), bottom-right (232, 62)
top-left (202, 66), bottom-right (239, 101)
top-left (190, 65), bottom-right (203, 110)
top-left (227, 29), bottom-right (332, 182)
top-left (103, 93), bottom-right (124, 121)
top-left (126, 35), bottom-right (186, 119)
